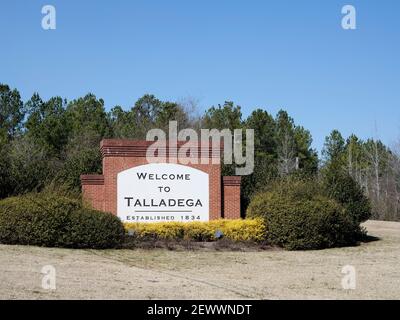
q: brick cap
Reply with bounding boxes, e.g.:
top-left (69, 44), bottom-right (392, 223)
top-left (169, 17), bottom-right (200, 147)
top-left (100, 139), bottom-right (224, 158)
top-left (80, 174), bottom-right (104, 185)
top-left (223, 176), bottom-right (242, 186)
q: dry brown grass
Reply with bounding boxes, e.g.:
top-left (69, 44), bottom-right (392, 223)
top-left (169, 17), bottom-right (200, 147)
top-left (0, 220), bottom-right (399, 300)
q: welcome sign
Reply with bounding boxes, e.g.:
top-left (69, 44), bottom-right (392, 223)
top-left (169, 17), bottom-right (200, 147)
top-left (117, 163), bottom-right (209, 223)
top-left (81, 140), bottom-right (241, 221)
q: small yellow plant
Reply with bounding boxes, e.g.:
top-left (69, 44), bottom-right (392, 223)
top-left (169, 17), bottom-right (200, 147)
top-left (124, 218), bottom-right (266, 242)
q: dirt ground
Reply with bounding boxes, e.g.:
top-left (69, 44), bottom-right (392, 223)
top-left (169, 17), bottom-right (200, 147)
top-left (0, 220), bottom-right (399, 300)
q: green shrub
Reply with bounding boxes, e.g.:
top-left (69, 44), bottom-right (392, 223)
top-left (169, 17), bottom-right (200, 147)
top-left (124, 218), bottom-right (266, 243)
top-left (247, 178), bottom-right (360, 250)
top-left (0, 192), bottom-right (124, 249)
top-left (321, 167), bottom-right (371, 223)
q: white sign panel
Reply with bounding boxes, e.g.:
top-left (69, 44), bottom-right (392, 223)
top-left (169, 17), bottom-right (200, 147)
top-left (117, 163), bottom-right (209, 223)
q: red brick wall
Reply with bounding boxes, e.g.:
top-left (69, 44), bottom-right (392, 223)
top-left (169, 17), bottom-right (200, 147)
top-left (81, 175), bottom-right (105, 212)
top-left (222, 176), bottom-right (241, 219)
top-left (81, 140), bottom-right (241, 220)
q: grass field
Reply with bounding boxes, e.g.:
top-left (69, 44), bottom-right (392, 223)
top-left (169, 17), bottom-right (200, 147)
top-left (0, 220), bottom-right (399, 300)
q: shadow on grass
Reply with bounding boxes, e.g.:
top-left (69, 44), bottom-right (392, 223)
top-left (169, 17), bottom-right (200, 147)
top-left (360, 234), bottom-right (381, 243)
top-left (119, 233), bottom-right (382, 252)
top-left (121, 236), bottom-right (279, 252)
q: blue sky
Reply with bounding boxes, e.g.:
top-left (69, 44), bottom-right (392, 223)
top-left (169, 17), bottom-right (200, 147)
top-left (1, 0), bottom-right (399, 152)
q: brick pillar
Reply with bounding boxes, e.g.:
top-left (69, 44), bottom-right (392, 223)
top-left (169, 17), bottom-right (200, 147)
top-left (222, 176), bottom-right (241, 219)
top-left (80, 175), bottom-right (105, 211)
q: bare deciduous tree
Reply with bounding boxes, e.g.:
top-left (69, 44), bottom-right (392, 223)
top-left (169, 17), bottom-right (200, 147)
top-left (277, 130), bottom-right (297, 176)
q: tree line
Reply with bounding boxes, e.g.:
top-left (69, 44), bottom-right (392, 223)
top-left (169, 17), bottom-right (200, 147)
top-left (0, 83), bottom-right (399, 220)
top-left (323, 130), bottom-right (400, 221)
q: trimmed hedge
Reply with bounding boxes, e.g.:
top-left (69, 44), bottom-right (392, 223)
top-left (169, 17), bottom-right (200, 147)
top-left (246, 178), bottom-right (360, 250)
top-left (124, 218), bottom-right (266, 242)
top-left (0, 192), bottom-right (125, 249)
